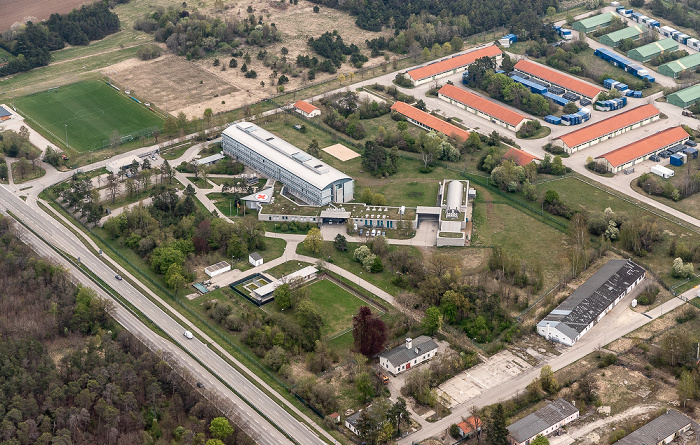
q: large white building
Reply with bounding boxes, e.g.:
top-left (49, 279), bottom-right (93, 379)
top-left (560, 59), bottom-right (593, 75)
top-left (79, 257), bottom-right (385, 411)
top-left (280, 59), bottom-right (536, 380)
top-left (537, 259), bottom-right (645, 346)
top-left (222, 122), bottom-right (354, 205)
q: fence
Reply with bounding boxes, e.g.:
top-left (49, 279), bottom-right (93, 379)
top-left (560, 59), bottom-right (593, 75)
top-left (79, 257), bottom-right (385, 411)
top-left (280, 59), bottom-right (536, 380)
top-left (44, 192), bottom-right (327, 422)
top-left (98, 125), bottom-right (161, 150)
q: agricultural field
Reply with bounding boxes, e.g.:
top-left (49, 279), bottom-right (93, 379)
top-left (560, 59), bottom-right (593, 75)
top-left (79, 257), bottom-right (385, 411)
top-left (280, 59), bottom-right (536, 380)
top-left (0, 0), bottom-right (91, 31)
top-left (14, 80), bottom-right (163, 153)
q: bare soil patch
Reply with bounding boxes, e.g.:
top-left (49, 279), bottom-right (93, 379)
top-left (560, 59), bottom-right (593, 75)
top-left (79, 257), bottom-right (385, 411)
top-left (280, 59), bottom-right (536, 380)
top-left (103, 55), bottom-right (239, 118)
top-left (0, 0), bottom-right (92, 31)
top-left (323, 143), bottom-right (359, 161)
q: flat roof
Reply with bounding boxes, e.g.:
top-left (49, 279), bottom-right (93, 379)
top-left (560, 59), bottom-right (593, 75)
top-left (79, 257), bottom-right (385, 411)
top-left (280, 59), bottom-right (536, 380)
top-left (222, 122), bottom-right (352, 191)
top-left (574, 12), bottom-right (615, 29)
top-left (391, 101), bottom-right (470, 141)
top-left (438, 84), bottom-right (528, 127)
top-left (195, 153), bottom-right (225, 165)
top-left (514, 59), bottom-right (603, 99)
top-left (556, 104), bottom-right (659, 149)
top-left (660, 52), bottom-right (700, 73)
top-left (242, 188), bottom-right (274, 203)
top-left (668, 83), bottom-right (700, 103)
top-left (504, 147), bottom-right (541, 166)
top-left (254, 265), bottom-right (318, 297)
top-left (596, 126), bottom-right (689, 167)
top-left (205, 261), bottom-right (230, 273)
top-left (406, 45), bottom-right (502, 82)
top-left (628, 38), bottom-right (678, 58)
top-left (293, 100), bottom-right (320, 114)
top-left (0, 106), bottom-right (11, 117)
top-left (602, 25), bottom-right (643, 42)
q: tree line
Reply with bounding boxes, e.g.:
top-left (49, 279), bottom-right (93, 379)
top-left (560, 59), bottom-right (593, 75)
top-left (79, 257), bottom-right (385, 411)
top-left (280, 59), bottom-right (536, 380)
top-left (0, 2), bottom-right (121, 76)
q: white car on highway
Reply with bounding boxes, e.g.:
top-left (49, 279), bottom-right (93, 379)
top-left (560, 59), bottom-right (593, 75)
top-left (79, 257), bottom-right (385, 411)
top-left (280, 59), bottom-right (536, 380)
top-left (183, 330), bottom-right (193, 339)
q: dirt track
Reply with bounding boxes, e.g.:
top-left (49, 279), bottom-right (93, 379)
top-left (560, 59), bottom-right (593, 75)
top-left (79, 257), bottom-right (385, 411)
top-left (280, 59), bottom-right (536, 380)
top-left (0, 0), bottom-right (91, 31)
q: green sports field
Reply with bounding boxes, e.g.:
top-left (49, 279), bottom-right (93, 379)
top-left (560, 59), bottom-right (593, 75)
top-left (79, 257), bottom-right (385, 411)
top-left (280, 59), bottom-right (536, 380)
top-left (14, 80), bottom-right (164, 153)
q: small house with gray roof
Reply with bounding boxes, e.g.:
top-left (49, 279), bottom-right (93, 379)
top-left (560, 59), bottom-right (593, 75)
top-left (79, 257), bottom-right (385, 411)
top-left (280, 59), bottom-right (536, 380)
top-left (379, 337), bottom-right (438, 375)
top-left (616, 409), bottom-right (693, 445)
top-left (537, 259), bottom-right (645, 346)
top-left (507, 399), bottom-right (579, 445)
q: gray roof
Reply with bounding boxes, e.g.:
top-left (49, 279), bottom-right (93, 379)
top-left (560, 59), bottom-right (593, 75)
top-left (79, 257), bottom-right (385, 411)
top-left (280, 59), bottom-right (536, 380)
top-left (223, 122), bottom-right (352, 191)
top-left (508, 399), bottom-right (579, 443)
top-left (380, 336), bottom-right (438, 367)
top-left (538, 259), bottom-right (645, 336)
top-left (0, 106), bottom-right (11, 117)
top-left (345, 410), bottom-right (361, 427)
top-left (249, 252), bottom-right (263, 261)
top-left (617, 409), bottom-right (692, 445)
top-left (195, 153), bottom-right (225, 165)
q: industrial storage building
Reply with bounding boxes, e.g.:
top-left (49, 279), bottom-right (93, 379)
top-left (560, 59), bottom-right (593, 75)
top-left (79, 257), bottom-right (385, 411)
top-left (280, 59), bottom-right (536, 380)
top-left (537, 259), bottom-right (645, 346)
top-left (390, 101), bottom-right (470, 141)
top-left (552, 104), bottom-right (660, 153)
top-left (573, 12), bottom-right (616, 33)
top-left (222, 122), bottom-right (354, 206)
top-left (514, 59), bottom-right (603, 100)
top-left (437, 84), bottom-right (530, 131)
top-left (658, 52), bottom-right (700, 78)
top-left (616, 410), bottom-right (692, 445)
top-left (667, 83), bottom-right (700, 108)
top-left (627, 38), bottom-right (678, 62)
top-left (595, 126), bottom-right (689, 173)
top-left (599, 25), bottom-right (644, 47)
top-left (405, 45), bottom-right (502, 86)
top-left (507, 399), bottom-right (579, 445)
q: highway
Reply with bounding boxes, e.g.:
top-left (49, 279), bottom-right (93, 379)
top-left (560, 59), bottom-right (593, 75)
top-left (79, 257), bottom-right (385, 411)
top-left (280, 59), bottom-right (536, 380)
top-left (0, 186), bottom-right (327, 445)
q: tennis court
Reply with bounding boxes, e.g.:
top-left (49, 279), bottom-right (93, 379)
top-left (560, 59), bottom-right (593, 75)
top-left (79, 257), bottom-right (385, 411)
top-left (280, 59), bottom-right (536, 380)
top-left (13, 79), bottom-right (164, 153)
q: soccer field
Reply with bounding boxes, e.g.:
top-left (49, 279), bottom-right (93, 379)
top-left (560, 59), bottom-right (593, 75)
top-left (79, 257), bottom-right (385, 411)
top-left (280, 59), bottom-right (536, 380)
top-left (14, 80), bottom-right (164, 153)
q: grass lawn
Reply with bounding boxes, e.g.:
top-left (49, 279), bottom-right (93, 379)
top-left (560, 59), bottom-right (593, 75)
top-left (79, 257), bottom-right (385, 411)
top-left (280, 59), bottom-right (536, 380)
top-left (518, 125), bottom-right (552, 140)
top-left (11, 163), bottom-right (45, 184)
top-left (14, 80), bottom-right (164, 153)
top-left (187, 176), bottom-right (214, 189)
top-left (265, 260), bottom-right (314, 279)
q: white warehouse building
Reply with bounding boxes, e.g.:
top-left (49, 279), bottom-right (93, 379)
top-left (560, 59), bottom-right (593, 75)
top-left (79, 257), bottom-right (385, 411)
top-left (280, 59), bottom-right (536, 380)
top-left (222, 122), bottom-right (354, 205)
top-left (537, 259), bottom-right (645, 346)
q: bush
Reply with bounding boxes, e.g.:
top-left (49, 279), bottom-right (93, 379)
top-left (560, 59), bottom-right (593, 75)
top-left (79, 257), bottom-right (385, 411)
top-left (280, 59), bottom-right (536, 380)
top-left (137, 44), bottom-right (162, 60)
top-left (609, 429), bottom-right (626, 443)
top-left (394, 73), bottom-right (413, 87)
top-left (516, 120), bottom-right (542, 138)
top-left (637, 285), bottom-right (659, 305)
top-left (598, 353), bottom-right (617, 368)
top-left (449, 424), bottom-right (461, 439)
top-left (244, 70), bottom-right (258, 78)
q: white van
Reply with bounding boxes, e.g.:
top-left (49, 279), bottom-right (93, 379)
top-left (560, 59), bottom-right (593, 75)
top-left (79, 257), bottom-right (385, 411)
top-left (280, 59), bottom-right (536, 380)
top-left (183, 330), bottom-right (193, 339)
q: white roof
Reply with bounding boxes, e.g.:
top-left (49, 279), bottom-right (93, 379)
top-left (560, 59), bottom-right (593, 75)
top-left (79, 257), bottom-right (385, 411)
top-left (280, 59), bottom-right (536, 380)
top-left (107, 156), bottom-right (140, 171)
top-left (254, 266), bottom-right (318, 296)
top-left (223, 122), bottom-right (352, 191)
top-left (196, 153), bottom-right (225, 165)
top-left (242, 188), bottom-right (274, 203)
top-left (651, 164), bottom-right (674, 174)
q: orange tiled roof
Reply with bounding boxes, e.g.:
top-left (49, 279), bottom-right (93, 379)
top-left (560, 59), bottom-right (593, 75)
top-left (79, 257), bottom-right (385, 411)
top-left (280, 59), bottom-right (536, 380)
top-left (556, 104), bottom-right (660, 149)
top-left (596, 126), bottom-right (689, 167)
top-left (504, 147), bottom-right (541, 166)
top-left (457, 416), bottom-right (483, 435)
top-left (293, 100), bottom-right (320, 114)
top-left (438, 83), bottom-right (528, 127)
top-left (514, 59), bottom-right (603, 99)
top-left (407, 45), bottom-right (502, 82)
top-left (390, 101), bottom-right (470, 141)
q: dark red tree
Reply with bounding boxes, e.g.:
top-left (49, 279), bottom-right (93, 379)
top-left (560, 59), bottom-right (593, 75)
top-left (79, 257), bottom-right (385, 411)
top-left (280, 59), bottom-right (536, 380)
top-left (353, 306), bottom-right (386, 357)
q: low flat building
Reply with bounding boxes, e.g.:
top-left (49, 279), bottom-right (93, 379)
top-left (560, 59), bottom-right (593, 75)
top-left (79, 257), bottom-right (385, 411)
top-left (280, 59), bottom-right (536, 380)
top-left (241, 188), bottom-right (274, 210)
top-left (251, 266), bottom-right (318, 302)
top-left (379, 337), bottom-right (439, 375)
top-left (573, 12), bottom-right (616, 33)
top-left (537, 259), bottom-right (645, 346)
top-left (222, 122), bottom-right (353, 205)
top-left (616, 409), bottom-right (693, 445)
top-left (627, 38), bottom-right (678, 62)
top-left (437, 83), bottom-right (530, 131)
top-left (553, 104), bottom-right (660, 153)
top-left (507, 399), bottom-right (579, 445)
top-left (205, 261), bottom-right (231, 277)
top-left (667, 83), bottom-right (700, 108)
top-left (405, 45), bottom-right (502, 86)
top-left (106, 156), bottom-right (140, 174)
top-left (195, 152), bottom-right (225, 166)
top-left (390, 101), bottom-right (470, 142)
top-left (514, 59), bottom-right (603, 100)
top-left (504, 147), bottom-right (541, 166)
top-left (293, 100), bottom-right (321, 118)
top-left (595, 126), bottom-right (689, 173)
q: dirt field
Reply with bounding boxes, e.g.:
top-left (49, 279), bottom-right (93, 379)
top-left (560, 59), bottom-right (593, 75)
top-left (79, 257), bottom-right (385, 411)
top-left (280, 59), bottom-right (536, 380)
top-left (104, 55), bottom-right (239, 116)
top-left (0, 0), bottom-right (92, 31)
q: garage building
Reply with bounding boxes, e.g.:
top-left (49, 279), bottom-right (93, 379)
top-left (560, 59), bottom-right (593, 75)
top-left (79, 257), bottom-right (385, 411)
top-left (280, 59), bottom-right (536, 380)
top-left (595, 126), bottom-right (689, 173)
top-left (573, 12), bottom-right (616, 33)
top-left (658, 52), bottom-right (700, 78)
top-left (390, 101), bottom-right (470, 141)
top-left (552, 104), bottom-right (660, 153)
top-left (437, 83), bottom-right (530, 131)
top-left (405, 45), bottom-right (502, 86)
top-left (514, 59), bottom-right (603, 100)
top-left (627, 38), bottom-right (678, 62)
top-left (507, 399), bottom-right (579, 445)
top-left (536, 259), bottom-right (645, 346)
top-left (667, 83), bottom-right (700, 108)
top-left (599, 25), bottom-right (644, 47)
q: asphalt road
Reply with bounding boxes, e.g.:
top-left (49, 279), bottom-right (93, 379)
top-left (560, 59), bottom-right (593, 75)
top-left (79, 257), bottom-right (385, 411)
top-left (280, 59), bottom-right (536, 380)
top-left (0, 186), bottom-right (327, 445)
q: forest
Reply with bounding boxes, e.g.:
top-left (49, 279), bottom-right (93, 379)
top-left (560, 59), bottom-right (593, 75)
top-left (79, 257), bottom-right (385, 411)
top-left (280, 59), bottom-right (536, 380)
top-left (0, 2), bottom-right (121, 76)
top-left (0, 215), bottom-right (252, 445)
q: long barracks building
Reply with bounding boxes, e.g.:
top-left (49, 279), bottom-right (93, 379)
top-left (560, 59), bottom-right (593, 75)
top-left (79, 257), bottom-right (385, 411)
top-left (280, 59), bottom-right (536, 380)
top-left (514, 59), bottom-right (603, 100)
top-left (405, 45), bottom-right (502, 86)
top-left (222, 122), bottom-right (354, 206)
top-left (437, 83), bottom-right (530, 131)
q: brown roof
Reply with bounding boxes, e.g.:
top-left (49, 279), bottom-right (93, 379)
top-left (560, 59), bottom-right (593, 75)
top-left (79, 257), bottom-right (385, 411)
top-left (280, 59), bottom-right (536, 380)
top-left (457, 416), bottom-right (483, 435)
top-left (514, 59), bottom-right (603, 99)
top-left (407, 45), bottom-right (502, 82)
top-left (504, 147), bottom-right (541, 166)
top-left (390, 101), bottom-right (470, 141)
top-left (596, 126), bottom-right (689, 167)
top-left (293, 100), bottom-right (320, 114)
top-left (556, 104), bottom-right (660, 149)
top-left (438, 84), bottom-right (528, 127)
